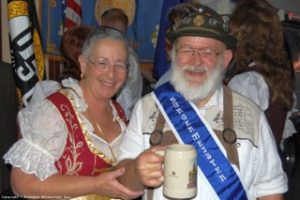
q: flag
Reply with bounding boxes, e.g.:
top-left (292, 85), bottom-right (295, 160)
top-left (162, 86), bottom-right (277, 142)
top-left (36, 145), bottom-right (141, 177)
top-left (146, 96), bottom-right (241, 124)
top-left (153, 0), bottom-right (185, 80)
top-left (62, 0), bottom-right (82, 30)
top-left (8, 0), bottom-right (46, 107)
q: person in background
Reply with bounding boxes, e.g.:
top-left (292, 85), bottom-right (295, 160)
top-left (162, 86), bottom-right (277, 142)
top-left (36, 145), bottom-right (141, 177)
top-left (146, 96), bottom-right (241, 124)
top-left (101, 8), bottom-right (143, 119)
top-left (0, 61), bottom-right (18, 194)
top-left (227, 2), bottom-right (300, 197)
top-left (60, 25), bottom-right (93, 81)
top-left (3, 27), bottom-right (142, 199)
top-left (227, 0), bottom-right (295, 145)
top-left (116, 2), bottom-right (287, 200)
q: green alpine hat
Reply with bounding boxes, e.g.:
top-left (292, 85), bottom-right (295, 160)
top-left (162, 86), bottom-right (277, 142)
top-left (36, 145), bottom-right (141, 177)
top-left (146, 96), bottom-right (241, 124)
top-left (166, 5), bottom-right (236, 49)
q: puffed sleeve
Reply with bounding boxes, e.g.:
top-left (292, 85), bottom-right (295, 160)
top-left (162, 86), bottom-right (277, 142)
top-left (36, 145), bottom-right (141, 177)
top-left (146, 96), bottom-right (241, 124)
top-left (117, 99), bottom-right (145, 162)
top-left (3, 100), bottom-right (68, 181)
top-left (228, 72), bottom-right (269, 110)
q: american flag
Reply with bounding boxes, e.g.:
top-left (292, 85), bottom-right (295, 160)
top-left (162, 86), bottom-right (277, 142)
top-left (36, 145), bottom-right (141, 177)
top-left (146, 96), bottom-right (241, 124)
top-left (62, 0), bottom-right (82, 30)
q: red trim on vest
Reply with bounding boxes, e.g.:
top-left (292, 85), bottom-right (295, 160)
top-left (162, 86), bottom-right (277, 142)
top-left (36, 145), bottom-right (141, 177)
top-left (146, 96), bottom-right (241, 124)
top-left (48, 92), bottom-right (112, 176)
top-left (112, 100), bottom-right (128, 124)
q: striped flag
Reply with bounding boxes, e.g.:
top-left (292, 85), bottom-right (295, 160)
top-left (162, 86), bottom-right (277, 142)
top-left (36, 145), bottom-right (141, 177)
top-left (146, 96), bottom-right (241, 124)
top-left (7, 0), bottom-right (46, 107)
top-left (62, 0), bottom-right (82, 30)
top-left (153, 0), bottom-right (185, 80)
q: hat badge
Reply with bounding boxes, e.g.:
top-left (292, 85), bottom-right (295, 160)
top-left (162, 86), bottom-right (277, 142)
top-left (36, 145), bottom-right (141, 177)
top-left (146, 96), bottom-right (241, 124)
top-left (193, 15), bottom-right (205, 27)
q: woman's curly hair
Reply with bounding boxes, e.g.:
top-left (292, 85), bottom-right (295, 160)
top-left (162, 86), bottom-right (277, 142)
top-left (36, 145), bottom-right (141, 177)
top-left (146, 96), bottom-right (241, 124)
top-left (229, 0), bottom-right (294, 109)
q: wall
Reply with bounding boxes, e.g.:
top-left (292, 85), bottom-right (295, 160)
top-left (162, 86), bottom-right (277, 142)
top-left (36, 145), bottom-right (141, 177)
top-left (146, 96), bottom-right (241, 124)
top-left (1, 0), bottom-right (10, 63)
top-left (1, 0), bottom-right (300, 62)
top-left (206, 0), bottom-right (300, 15)
top-left (270, 0), bottom-right (299, 13)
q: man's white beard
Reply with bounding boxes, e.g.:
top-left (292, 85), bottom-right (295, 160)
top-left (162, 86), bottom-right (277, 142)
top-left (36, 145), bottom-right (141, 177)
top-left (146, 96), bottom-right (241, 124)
top-left (170, 56), bottom-right (225, 102)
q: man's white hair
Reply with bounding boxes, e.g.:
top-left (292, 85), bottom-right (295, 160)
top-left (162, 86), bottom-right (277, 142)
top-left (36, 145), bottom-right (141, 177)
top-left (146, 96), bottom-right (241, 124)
top-left (169, 47), bottom-right (225, 102)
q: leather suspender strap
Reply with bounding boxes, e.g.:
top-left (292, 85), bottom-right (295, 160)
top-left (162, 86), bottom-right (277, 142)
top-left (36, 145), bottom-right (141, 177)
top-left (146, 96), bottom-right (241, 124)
top-left (149, 112), bottom-right (178, 146)
top-left (154, 112), bottom-right (165, 132)
top-left (223, 86), bottom-right (234, 132)
top-left (217, 86), bottom-right (240, 170)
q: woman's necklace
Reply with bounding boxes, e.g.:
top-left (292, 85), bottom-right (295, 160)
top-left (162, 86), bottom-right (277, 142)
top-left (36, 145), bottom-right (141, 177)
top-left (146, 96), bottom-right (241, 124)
top-left (87, 109), bottom-right (118, 165)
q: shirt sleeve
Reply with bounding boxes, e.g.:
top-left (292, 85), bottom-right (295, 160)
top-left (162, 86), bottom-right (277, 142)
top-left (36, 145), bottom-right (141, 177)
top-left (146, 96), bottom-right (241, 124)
top-left (3, 100), bottom-right (68, 181)
top-left (253, 114), bottom-right (288, 197)
top-left (228, 72), bottom-right (269, 111)
top-left (117, 99), bottom-right (146, 162)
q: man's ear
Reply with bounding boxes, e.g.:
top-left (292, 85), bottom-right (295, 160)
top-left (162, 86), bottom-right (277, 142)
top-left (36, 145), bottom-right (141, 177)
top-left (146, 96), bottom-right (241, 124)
top-left (223, 50), bottom-right (233, 70)
top-left (165, 39), bottom-right (172, 62)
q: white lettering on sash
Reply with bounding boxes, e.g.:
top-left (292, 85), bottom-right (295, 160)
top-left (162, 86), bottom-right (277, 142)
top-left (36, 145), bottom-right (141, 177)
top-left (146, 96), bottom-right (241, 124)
top-left (169, 97), bottom-right (227, 182)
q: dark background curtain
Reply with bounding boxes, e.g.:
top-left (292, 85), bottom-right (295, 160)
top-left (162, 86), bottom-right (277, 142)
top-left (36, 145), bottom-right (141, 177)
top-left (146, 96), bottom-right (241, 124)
top-left (283, 21), bottom-right (300, 200)
top-left (283, 21), bottom-right (300, 110)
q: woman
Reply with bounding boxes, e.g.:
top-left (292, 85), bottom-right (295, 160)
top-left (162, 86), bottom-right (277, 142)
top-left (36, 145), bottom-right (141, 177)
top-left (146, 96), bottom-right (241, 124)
top-left (3, 27), bottom-right (143, 199)
top-left (29, 26), bottom-right (93, 105)
top-left (227, 0), bottom-right (295, 145)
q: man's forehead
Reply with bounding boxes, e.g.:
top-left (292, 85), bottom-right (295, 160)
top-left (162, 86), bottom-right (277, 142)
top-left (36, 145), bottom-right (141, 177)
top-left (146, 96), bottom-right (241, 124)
top-left (175, 36), bottom-right (226, 47)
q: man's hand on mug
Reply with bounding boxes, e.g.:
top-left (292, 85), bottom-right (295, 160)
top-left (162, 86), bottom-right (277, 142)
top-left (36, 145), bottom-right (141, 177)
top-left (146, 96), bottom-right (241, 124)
top-left (135, 146), bottom-right (166, 187)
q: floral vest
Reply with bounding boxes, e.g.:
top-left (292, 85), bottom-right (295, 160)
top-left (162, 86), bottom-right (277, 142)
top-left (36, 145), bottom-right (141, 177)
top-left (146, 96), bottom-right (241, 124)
top-left (47, 90), bottom-right (127, 200)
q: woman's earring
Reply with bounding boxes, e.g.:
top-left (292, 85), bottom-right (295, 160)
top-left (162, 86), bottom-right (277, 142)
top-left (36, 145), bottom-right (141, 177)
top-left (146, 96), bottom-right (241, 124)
top-left (80, 73), bottom-right (86, 80)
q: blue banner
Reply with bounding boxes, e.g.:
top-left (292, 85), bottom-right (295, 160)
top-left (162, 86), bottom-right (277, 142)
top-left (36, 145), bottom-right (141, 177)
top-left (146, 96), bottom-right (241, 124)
top-left (127, 0), bottom-right (163, 61)
top-left (153, 0), bottom-right (185, 80)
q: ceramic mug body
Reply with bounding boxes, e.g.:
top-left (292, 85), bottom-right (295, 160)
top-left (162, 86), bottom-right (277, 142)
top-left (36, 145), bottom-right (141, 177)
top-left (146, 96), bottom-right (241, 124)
top-left (163, 144), bottom-right (197, 199)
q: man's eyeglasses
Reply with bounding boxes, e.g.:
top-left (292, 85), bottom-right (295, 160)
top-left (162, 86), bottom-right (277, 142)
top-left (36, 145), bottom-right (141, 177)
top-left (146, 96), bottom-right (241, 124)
top-left (88, 58), bottom-right (128, 73)
top-left (176, 47), bottom-right (225, 59)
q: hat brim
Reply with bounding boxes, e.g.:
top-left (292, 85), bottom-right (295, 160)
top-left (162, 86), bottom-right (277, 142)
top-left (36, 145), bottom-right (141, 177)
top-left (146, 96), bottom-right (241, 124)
top-left (166, 27), bottom-right (236, 49)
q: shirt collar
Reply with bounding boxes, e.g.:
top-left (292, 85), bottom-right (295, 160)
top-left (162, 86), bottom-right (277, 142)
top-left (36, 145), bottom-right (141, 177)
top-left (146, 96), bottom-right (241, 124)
top-left (197, 87), bottom-right (224, 113)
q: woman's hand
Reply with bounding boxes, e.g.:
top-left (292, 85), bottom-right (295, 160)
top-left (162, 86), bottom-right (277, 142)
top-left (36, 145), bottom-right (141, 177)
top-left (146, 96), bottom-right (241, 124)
top-left (11, 167), bottom-right (143, 200)
top-left (93, 167), bottom-right (144, 200)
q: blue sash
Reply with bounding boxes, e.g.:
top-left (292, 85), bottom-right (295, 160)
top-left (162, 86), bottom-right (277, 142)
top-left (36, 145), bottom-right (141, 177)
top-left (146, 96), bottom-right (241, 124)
top-left (153, 82), bottom-right (248, 200)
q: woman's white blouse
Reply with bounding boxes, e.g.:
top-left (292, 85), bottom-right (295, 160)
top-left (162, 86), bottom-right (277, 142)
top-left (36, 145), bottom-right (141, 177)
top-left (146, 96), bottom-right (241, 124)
top-left (3, 78), bottom-right (126, 181)
top-left (228, 71), bottom-right (269, 110)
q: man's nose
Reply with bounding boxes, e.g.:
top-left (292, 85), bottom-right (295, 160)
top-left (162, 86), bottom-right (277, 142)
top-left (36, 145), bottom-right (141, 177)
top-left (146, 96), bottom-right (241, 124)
top-left (191, 50), bottom-right (204, 65)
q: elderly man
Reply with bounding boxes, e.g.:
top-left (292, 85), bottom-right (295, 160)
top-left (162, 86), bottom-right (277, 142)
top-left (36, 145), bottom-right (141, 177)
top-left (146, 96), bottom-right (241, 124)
top-left (117, 2), bottom-right (287, 200)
